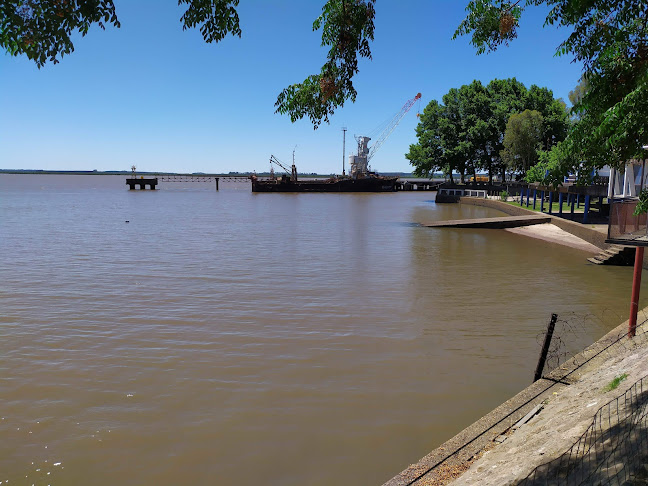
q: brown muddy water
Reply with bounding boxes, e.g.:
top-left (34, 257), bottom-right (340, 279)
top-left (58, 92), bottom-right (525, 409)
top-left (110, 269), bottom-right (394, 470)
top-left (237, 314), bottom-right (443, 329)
top-left (1, 174), bottom-right (646, 485)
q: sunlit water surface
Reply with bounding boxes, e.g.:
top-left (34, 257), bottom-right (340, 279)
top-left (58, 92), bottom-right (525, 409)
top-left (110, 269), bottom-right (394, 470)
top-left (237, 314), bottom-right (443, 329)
top-left (1, 174), bottom-right (644, 485)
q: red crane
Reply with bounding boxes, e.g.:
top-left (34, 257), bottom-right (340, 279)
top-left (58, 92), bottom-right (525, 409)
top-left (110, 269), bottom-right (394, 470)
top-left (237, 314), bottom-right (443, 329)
top-left (367, 92), bottom-right (422, 163)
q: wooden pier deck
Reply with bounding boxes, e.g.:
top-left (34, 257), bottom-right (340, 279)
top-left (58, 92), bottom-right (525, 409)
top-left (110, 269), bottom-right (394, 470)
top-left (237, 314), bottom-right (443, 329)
top-left (422, 215), bottom-right (552, 229)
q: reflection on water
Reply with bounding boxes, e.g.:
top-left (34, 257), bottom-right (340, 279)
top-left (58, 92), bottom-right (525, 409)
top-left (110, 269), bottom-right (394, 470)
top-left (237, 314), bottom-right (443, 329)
top-left (0, 174), bottom-right (644, 485)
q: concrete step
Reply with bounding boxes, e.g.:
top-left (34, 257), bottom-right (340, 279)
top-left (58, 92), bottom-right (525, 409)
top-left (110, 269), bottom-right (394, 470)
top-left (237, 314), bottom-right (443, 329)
top-left (588, 246), bottom-right (636, 266)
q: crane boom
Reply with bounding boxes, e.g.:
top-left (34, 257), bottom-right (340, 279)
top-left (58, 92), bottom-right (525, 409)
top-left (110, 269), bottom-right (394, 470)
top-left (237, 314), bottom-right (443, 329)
top-left (367, 93), bottom-right (421, 162)
top-left (270, 154), bottom-right (298, 182)
top-left (270, 155), bottom-right (291, 174)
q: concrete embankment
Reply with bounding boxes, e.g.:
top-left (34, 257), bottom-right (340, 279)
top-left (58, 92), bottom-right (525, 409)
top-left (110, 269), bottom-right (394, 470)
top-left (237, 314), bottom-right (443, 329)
top-left (455, 198), bottom-right (648, 268)
top-left (383, 311), bottom-right (648, 486)
top-left (456, 197), bottom-right (609, 250)
top-left (385, 199), bottom-right (648, 485)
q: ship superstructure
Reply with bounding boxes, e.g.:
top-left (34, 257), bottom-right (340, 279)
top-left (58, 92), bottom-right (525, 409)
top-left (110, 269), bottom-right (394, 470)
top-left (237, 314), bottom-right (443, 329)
top-left (349, 136), bottom-right (372, 179)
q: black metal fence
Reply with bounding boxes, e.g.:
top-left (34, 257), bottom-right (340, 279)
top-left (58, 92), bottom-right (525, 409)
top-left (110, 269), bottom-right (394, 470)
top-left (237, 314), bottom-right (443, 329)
top-left (519, 316), bottom-right (648, 485)
top-left (537, 311), bottom-right (634, 380)
top-left (399, 312), bottom-right (648, 486)
top-left (519, 375), bottom-right (648, 485)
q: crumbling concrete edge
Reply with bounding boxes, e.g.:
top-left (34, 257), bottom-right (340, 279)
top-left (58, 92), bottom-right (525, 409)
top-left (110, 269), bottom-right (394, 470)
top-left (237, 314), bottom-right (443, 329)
top-left (382, 313), bottom-right (641, 486)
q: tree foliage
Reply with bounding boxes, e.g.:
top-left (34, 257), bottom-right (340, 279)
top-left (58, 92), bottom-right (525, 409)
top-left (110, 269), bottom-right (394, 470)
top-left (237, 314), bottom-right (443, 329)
top-left (274, 0), bottom-right (375, 128)
top-left (455, 0), bottom-right (648, 180)
top-left (568, 76), bottom-right (589, 109)
top-left (407, 78), bottom-right (567, 182)
top-left (0, 0), bottom-right (375, 129)
top-left (501, 109), bottom-right (544, 173)
top-left (453, 0), bottom-right (524, 54)
top-left (0, 0), bottom-right (245, 66)
top-left (525, 140), bottom-right (569, 188)
top-left (0, 0), bottom-right (121, 67)
top-left (5, 0), bottom-right (645, 140)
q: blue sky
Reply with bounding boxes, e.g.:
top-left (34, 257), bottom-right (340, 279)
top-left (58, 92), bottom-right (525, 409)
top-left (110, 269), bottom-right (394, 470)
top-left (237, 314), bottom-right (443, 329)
top-left (1, 1), bottom-right (584, 174)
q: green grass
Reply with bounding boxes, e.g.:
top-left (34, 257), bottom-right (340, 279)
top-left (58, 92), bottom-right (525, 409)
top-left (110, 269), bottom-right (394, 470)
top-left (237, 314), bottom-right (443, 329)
top-left (504, 200), bottom-right (584, 214)
top-left (603, 373), bottom-right (629, 392)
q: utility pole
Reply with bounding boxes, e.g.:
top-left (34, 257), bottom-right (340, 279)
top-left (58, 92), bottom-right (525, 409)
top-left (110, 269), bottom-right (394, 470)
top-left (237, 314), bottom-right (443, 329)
top-left (342, 127), bottom-right (347, 176)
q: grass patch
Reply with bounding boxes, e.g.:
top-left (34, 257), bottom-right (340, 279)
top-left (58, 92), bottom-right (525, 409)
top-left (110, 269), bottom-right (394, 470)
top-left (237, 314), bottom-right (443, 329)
top-left (603, 373), bottom-right (629, 392)
top-left (504, 200), bottom-right (584, 214)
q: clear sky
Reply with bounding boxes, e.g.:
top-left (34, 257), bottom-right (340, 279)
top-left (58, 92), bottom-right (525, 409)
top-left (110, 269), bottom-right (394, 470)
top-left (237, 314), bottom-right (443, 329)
top-left (0, 1), bottom-right (584, 175)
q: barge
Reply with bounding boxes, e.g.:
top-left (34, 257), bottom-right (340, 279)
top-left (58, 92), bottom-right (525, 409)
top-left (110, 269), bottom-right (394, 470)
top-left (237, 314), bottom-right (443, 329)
top-left (252, 136), bottom-right (397, 193)
top-left (250, 173), bottom-right (397, 193)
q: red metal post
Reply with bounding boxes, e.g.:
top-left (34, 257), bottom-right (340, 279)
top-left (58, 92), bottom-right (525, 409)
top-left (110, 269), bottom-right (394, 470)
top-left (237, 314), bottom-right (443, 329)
top-left (629, 246), bottom-right (645, 337)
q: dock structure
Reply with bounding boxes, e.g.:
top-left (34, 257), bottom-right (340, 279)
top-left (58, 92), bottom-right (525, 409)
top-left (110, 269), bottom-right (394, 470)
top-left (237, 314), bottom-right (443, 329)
top-left (157, 174), bottom-right (252, 190)
top-left (126, 178), bottom-right (158, 190)
top-left (421, 215), bottom-right (551, 229)
top-left (396, 179), bottom-right (441, 191)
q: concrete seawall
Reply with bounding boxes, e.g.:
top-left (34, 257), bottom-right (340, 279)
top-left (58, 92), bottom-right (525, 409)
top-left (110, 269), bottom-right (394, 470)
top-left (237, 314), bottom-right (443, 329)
top-left (456, 197), bottom-right (610, 250)
top-left (384, 198), bottom-right (648, 485)
top-left (457, 197), bottom-right (648, 268)
top-left (383, 311), bottom-right (648, 486)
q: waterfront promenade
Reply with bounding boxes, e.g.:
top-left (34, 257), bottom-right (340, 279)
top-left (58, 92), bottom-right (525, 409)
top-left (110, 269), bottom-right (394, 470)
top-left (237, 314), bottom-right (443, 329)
top-left (384, 308), bottom-right (648, 485)
top-left (384, 198), bottom-right (648, 485)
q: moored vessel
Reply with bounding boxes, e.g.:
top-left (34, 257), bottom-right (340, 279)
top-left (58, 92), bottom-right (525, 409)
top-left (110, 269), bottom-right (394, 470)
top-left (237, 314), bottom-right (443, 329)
top-left (250, 173), bottom-right (397, 193)
top-left (251, 137), bottom-right (398, 193)
top-left (251, 93), bottom-right (421, 194)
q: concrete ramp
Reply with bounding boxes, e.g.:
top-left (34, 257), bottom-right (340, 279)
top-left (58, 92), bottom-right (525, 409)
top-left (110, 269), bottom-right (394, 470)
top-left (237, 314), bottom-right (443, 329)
top-left (421, 215), bottom-right (551, 229)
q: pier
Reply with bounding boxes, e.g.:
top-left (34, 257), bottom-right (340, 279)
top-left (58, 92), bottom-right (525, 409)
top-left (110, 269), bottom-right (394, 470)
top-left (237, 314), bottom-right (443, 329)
top-left (158, 175), bottom-right (221, 190)
top-left (126, 178), bottom-right (158, 190)
top-left (126, 174), bottom-right (253, 190)
top-left (422, 215), bottom-right (551, 229)
top-left (395, 179), bottom-right (442, 191)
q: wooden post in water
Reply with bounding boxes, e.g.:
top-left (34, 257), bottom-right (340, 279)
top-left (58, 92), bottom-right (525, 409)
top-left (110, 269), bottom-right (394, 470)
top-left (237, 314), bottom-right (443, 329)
top-left (534, 313), bottom-right (558, 382)
top-left (215, 178), bottom-right (219, 191)
top-left (629, 247), bottom-right (645, 338)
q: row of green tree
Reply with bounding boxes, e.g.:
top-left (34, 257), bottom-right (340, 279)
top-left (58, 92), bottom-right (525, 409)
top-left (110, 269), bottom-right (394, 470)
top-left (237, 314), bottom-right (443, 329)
top-left (405, 78), bottom-right (569, 184)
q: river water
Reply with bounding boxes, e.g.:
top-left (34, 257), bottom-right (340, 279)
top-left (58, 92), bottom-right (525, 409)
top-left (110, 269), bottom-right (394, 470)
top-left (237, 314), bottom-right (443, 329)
top-left (1, 174), bottom-right (645, 485)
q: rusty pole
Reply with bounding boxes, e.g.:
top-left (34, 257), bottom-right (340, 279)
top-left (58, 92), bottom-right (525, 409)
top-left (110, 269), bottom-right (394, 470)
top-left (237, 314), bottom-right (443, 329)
top-left (629, 246), bottom-right (644, 337)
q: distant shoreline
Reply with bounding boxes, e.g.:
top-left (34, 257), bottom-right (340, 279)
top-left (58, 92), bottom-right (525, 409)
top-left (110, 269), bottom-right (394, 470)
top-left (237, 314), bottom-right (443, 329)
top-left (0, 169), bottom-right (419, 178)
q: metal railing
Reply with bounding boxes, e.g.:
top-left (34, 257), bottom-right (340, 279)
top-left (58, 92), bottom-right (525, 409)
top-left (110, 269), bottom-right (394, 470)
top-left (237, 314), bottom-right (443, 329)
top-left (519, 375), bottom-right (648, 485)
top-left (608, 198), bottom-right (647, 243)
top-left (402, 312), bottom-right (648, 486)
